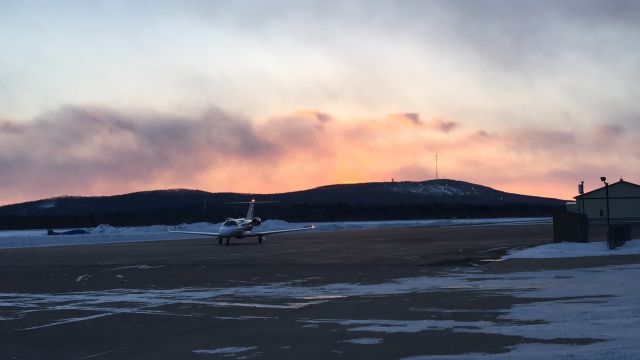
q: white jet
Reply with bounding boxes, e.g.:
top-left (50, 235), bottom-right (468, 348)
top-left (168, 200), bottom-right (314, 245)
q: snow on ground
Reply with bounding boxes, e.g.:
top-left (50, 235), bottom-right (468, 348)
top-left (306, 265), bottom-right (640, 359)
top-left (504, 239), bottom-right (640, 259)
top-left (397, 265), bottom-right (640, 360)
top-left (311, 217), bottom-right (549, 231)
top-left (0, 217), bottom-right (549, 249)
top-left (2, 264), bottom-right (640, 358)
top-left (340, 337), bottom-right (383, 345)
top-left (192, 346), bottom-right (257, 355)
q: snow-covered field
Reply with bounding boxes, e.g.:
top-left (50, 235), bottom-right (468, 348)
top-left (0, 217), bottom-right (549, 249)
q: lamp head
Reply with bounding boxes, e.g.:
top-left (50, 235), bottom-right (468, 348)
top-left (600, 177), bottom-right (607, 182)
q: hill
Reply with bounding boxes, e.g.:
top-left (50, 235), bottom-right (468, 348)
top-left (0, 179), bottom-right (565, 229)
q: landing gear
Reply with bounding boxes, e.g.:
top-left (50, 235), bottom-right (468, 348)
top-left (225, 238), bottom-right (230, 246)
top-left (217, 237), bottom-right (222, 245)
top-left (258, 236), bottom-right (265, 244)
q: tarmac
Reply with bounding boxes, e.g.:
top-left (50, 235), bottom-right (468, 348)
top-left (1, 223), bottom-right (639, 359)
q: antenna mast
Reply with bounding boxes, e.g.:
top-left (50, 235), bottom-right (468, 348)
top-left (435, 154), bottom-right (438, 180)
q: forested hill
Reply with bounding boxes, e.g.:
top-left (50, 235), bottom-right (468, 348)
top-left (0, 179), bottom-right (565, 229)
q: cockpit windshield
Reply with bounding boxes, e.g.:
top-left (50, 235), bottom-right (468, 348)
top-left (223, 220), bottom-right (238, 227)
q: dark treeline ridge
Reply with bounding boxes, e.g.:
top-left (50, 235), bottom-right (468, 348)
top-left (0, 180), bottom-right (566, 229)
top-left (0, 202), bottom-right (561, 230)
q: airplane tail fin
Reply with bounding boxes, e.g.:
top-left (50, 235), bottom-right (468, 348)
top-left (247, 201), bottom-right (255, 219)
top-left (226, 200), bottom-right (279, 219)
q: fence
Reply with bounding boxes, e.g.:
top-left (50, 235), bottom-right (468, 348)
top-left (554, 211), bottom-right (638, 249)
top-left (553, 211), bottom-right (589, 243)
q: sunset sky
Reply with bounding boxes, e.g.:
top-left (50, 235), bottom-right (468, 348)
top-left (1, 0), bottom-right (639, 205)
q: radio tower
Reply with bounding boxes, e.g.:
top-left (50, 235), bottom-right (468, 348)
top-left (435, 153), bottom-right (439, 180)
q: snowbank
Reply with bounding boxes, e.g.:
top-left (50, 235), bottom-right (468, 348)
top-left (504, 239), bottom-right (640, 259)
top-left (310, 217), bottom-right (549, 232)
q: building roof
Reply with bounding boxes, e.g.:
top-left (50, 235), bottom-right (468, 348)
top-left (575, 179), bottom-right (640, 199)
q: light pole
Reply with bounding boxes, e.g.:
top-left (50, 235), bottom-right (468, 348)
top-left (601, 177), bottom-right (612, 249)
top-left (578, 181), bottom-right (584, 214)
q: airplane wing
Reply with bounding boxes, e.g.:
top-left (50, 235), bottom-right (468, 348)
top-left (247, 225), bottom-right (314, 237)
top-left (168, 230), bottom-right (220, 236)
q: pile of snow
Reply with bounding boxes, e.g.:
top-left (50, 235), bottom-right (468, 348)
top-left (504, 239), bottom-right (640, 259)
top-left (0, 229), bottom-right (47, 237)
top-left (91, 224), bottom-right (176, 234)
top-left (91, 224), bottom-right (116, 234)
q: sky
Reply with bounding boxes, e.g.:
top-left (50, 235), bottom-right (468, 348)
top-left (1, 0), bottom-right (640, 205)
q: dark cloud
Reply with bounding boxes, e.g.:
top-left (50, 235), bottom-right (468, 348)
top-left (260, 110), bottom-right (333, 151)
top-left (503, 128), bottom-right (576, 152)
top-left (567, 0), bottom-right (640, 26)
top-left (0, 106), bottom-right (277, 201)
top-left (387, 113), bottom-right (458, 132)
top-left (311, 111), bottom-right (332, 123)
top-left (389, 113), bottom-right (422, 125)
top-left (409, 0), bottom-right (640, 75)
top-left (548, 164), bottom-right (630, 189)
top-left (426, 117), bottom-right (458, 133)
top-left (0, 120), bottom-right (25, 134)
top-left (403, 113), bottom-right (421, 125)
top-left (592, 124), bottom-right (624, 143)
top-left (474, 130), bottom-right (493, 138)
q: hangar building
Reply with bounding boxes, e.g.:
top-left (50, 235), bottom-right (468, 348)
top-left (568, 179), bottom-right (640, 223)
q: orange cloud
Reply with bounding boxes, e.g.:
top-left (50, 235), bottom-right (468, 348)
top-left (0, 106), bottom-right (637, 205)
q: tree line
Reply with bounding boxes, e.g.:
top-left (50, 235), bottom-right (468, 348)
top-left (0, 202), bottom-right (561, 230)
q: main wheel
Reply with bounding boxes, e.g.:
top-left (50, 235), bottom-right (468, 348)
top-left (218, 237), bottom-right (222, 245)
top-left (225, 238), bottom-right (230, 246)
top-left (258, 236), bottom-right (265, 244)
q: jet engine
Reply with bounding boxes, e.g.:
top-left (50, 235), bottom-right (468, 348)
top-left (251, 217), bottom-right (262, 226)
